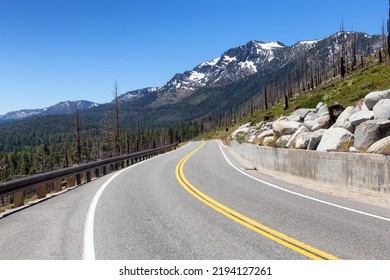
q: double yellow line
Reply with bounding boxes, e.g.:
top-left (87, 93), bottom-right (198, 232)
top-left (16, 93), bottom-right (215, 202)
top-left (175, 141), bottom-right (340, 260)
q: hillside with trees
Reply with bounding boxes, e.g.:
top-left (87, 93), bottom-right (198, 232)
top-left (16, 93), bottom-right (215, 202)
top-left (1, 21), bottom-right (390, 183)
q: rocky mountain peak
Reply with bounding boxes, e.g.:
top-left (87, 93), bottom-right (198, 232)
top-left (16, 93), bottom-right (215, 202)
top-left (0, 32), bottom-right (382, 125)
top-left (118, 31), bottom-right (382, 110)
top-left (0, 100), bottom-right (100, 123)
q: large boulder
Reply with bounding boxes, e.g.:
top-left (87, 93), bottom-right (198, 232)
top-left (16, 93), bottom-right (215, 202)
top-left (293, 130), bottom-right (326, 150)
top-left (286, 126), bottom-right (310, 148)
top-left (263, 136), bottom-right (277, 147)
top-left (254, 129), bottom-right (274, 145)
top-left (245, 132), bottom-right (257, 143)
top-left (373, 99), bottom-right (390, 120)
top-left (311, 115), bottom-right (331, 131)
top-left (230, 122), bottom-right (253, 139)
top-left (305, 115), bottom-right (330, 131)
top-left (354, 120), bottom-right (390, 150)
top-left (257, 122), bottom-right (274, 134)
top-left (316, 128), bottom-right (355, 152)
top-left (304, 111), bottom-right (318, 122)
top-left (316, 103), bottom-right (329, 117)
top-left (273, 120), bottom-right (303, 136)
top-left (290, 108), bottom-right (312, 121)
top-left (286, 115), bottom-right (302, 122)
top-left (367, 136), bottom-right (390, 155)
top-left (363, 89), bottom-right (390, 109)
top-left (293, 132), bottom-right (311, 149)
top-left (348, 110), bottom-right (374, 126)
top-left (331, 106), bottom-right (360, 133)
top-left (360, 100), bottom-right (370, 111)
top-left (307, 130), bottom-right (326, 150)
top-left (275, 135), bottom-right (291, 148)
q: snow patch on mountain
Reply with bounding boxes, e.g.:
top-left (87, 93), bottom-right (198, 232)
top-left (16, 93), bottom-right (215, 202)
top-left (298, 40), bottom-right (319, 45)
top-left (119, 87), bottom-right (159, 102)
top-left (222, 55), bottom-right (237, 63)
top-left (188, 71), bottom-right (206, 82)
top-left (238, 60), bottom-right (258, 73)
top-left (0, 100), bottom-right (100, 122)
top-left (254, 41), bottom-right (285, 50)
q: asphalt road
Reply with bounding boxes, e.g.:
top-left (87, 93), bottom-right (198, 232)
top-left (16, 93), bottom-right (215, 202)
top-left (0, 141), bottom-right (389, 260)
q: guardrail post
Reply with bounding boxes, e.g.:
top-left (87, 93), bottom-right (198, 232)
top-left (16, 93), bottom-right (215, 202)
top-left (13, 191), bottom-right (25, 207)
top-left (95, 168), bottom-right (100, 178)
top-left (103, 166), bottom-right (107, 175)
top-left (76, 174), bottom-right (82, 185)
top-left (37, 184), bottom-right (47, 199)
top-left (54, 180), bottom-right (62, 192)
top-left (121, 161), bottom-right (125, 169)
top-left (86, 171), bottom-right (92, 183)
top-left (68, 176), bottom-right (76, 188)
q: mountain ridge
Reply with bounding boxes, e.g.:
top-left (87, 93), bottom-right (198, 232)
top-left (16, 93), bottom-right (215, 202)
top-left (0, 31), bottom-right (382, 125)
top-left (0, 100), bottom-right (100, 123)
top-left (117, 31), bottom-right (381, 125)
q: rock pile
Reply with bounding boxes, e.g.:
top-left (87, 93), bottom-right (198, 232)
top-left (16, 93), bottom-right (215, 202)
top-left (231, 89), bottom-right (390, 155)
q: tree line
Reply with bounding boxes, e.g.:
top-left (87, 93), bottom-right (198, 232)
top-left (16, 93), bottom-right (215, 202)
top-left (2, 4), bottom-right (390, 182)
top-left (0, 80), bottom-right (208, 182)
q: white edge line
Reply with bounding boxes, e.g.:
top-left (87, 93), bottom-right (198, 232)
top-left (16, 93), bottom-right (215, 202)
top-left (216, 140), bottom-right (390, 223)
top-left (82, 169), bottom-right (125, 260)
top-left (82, 143), bottom-right (192, 260)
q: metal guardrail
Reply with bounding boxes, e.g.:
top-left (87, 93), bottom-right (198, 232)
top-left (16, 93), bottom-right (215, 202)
top-left (0, 143), bottom-right (177, 209)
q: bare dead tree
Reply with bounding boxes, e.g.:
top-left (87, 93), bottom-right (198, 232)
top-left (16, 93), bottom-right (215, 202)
top-left (339, 20), bottom-right (346, 78)
top-left (113, 80), bottom-right (121, 156)
top-left (288, 69), bottom-right (293, 98)
top-left (283, 94), bottom-right (289, 110)
top-left (388, 0), bottom-right (390, 58)
top-left (351, 32), bottom-right (357, 70)
top-left (102, 110), bottom-right (114, 158)
top-left (340, 56), bottom-right (346, 78)
top-left (382, 18), bottom-right (387, 58)
top-left (264, 85), bottom-right (268, 110)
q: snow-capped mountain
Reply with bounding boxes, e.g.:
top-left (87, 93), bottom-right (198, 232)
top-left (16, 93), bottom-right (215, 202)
top-left (119, 32), bottom-right (381, 110)
top-left (40, 100), bottom-right (99, 116)
top-left (150, 40), bottom-right (287, 105)
top-left (118, 87), bottom-right (159, 103)
top-left (0, 32), bottom-right (382, 125)
top-left (0, 100), bottom-right (100, 122)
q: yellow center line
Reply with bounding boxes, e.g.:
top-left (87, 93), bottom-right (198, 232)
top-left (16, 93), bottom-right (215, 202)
top-left (175, 141), bottom-right (340, 260)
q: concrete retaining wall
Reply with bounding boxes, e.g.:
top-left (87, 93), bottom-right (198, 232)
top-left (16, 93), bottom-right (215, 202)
top-left (230, 141), bottom-right (390, 193)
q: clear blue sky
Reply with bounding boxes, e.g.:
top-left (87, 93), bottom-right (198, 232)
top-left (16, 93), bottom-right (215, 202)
top-left (0, 0), bottom-right (388, 114)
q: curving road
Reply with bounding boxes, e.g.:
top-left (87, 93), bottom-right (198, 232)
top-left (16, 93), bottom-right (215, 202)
top-left (0, 141), bottom-right (389, 260)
